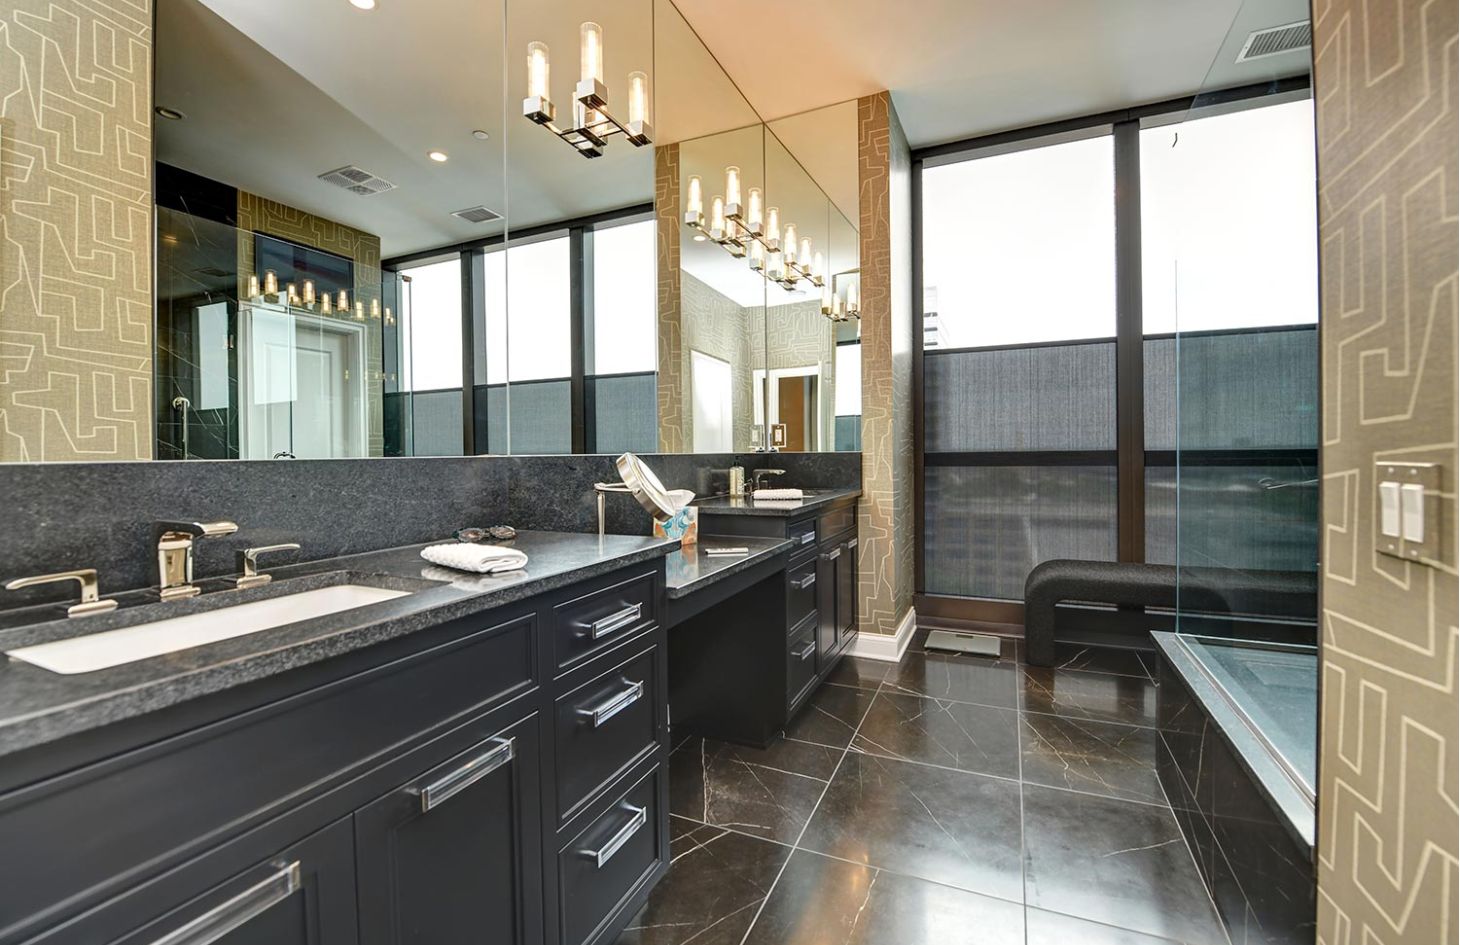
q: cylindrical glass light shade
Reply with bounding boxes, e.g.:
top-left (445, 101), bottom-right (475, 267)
top-left (687, 176), bottom-right (703, 216)
top-left (747, 188), bottom-right (763, 229)
top-left (337, 289), bottom-right (349, 312)
top-left (263, 270), bottom-right (278, 296)
top-left (812, 251), bottom-right (824, 278)
top-left (768, 250), bottom-right (784, 280)
top-left (724, 166), bottom-right (741, 208)
top-left (709, 196), bottom-right (725, 238)
top-left (749, 238), bottom-right (765, 268)
top-left (799, 238), bottom-right (812, 269)
top-left (766, 207), bottom-right (780, 245)
top-left (846, 280), bottom-right (859, 311)
top-left (247, 274), bottom-right (260, 299)
top-left (580, 22), bottom-right (603, 83)
top-left (321, 293), bottom-right (333, 314)
top-left (627, 71), bottom-right (648, 124)
top-left (527, 42), bottom-right (550, 99)
top-left (783, 224), bottom-right (798, 263)
top-left (303, 280), bottom-right (316, 305)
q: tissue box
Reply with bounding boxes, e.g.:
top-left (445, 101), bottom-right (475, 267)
top-left (654, 506), bottom-right (698, 545)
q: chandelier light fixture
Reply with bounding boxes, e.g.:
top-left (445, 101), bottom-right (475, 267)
top-left (685, 166), bottom-right (825, 293)
top-left (523, 23), bottom-right (652, 159)
top-left (820, 271), bottom-right (861, 322)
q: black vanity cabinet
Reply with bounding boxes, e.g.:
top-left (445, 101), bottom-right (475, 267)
top-left (815, 530), bottom-right (858, 672)
top-left (2, 561), bottom-right (669, 945)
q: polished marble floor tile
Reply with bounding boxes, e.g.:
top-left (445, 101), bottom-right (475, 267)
top-left (822, 655), bottom-right (891, 690)
top-left (668, 738), bottom-right (830, 843)
top-left (1025, 908), bottom-right (1187, 944)
top-left (783, 683), bottom-right (876, 749)
top-left (852, 690), bottom-right (1020, 779)
top-left (1020, 711), bottom-right (1164, 804)
top-left (615, 819), bottom-right (790, 945)
top-left (1020, 664), bottom-right (1159, 727)
top-left (882, 647), bottom-right (1020, 709)
top-left (798, 751), bottom-right (1024, 902)
top-left (1046, 642), bottom-right (1154, 679)
top-left (1022, 784), bottom-right (1227, 945)
top-left (743, 850), bottom-right (1025, 945)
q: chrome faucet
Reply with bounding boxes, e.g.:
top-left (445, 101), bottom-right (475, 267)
top-left (750, 468), bottom-right (786, 493)
top-left (155, 520), bottom-right (238, 600)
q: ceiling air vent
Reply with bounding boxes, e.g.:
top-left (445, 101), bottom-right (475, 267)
top-left (317, 165), bottom-right (396, 196)
top-left (451, 205), bottom-right (503, 224)
top-left (1236, 21), bottom-right (1312, 62)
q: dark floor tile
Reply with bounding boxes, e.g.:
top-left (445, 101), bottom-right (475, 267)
top-left (668, 738), bottom-right (829, 843)
top-left (1022, 785), bottom-right (1227, 945)
top-left (1025, 909), bottom-right (1187, 944)
top-left (1047, 643), bottom-right (1155, 679)
top-left (1020, 665), bottom-right (1159, 727)
top-left (743, 851), bottom-right (1025, 945)
top-left (883, 646), bottom-right (1020, 709)
top-left (799, 752), bottom-right (1024, 902)
top-left (822, 655), bottom-right (891, 690)
top-left (615, 820), bottom-right (790, 945)
top-left (1020, 712), bottom-right (1164, 804)
top-left (852, 691), bottom-right (1020, 779)
top-left (783, 683), bottom-right (876, 749)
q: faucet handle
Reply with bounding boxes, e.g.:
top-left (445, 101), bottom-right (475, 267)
top-left (4, 569), bottom-right (117, 618)
top-left (156, 520), bottom-right (239, 540)
top-left (236, 544), bottom-right (301, 589)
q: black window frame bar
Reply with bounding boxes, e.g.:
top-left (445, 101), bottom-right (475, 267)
top-left (911, 78), bottom-right (1313, 621)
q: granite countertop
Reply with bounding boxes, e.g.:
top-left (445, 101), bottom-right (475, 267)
top-left (0, 531), bottom-right (678, 760)
top-left (665, 536), bottom-right (795, 599)
top-left (692, 486), bottom-right (861, 518)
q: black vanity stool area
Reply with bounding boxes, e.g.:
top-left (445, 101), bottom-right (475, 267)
top-left (666, 489), bottom-right (861, 749)
top-left (0, 490), bottom-right (860, 945)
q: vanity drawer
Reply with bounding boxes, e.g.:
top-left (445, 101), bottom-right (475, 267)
top-left (787, 556), bottom-right (818, 627)
top-left (0, 612), bottom-right (538, 941)
top-left (554, 645), bottom-right (661, 825)
top-left (819, 505), bottom-right (855, 540)
top-left (786, 614), bottom-right (818, 711)
top-left (788, 517), bottom-right (818, 555)
top-left (552, 571), bottom-right (658, 672)
top-left (557, 764), bottom-right (664, 945)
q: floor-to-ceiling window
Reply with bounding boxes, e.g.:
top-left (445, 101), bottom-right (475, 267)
top-left (588, 217), bottom-right (658, 453)
top-left (915, 88), bottom-right (1319, 616)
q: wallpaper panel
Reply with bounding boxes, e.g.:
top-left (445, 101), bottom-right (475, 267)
top-left (0, 0), bottom-right (154, 461)
top-left (655, 143), bottom-right (685, 452)
top-left (1312, 0), bottom-right (1459, 941)
top-left (856, 91), bottom-right (915, 636)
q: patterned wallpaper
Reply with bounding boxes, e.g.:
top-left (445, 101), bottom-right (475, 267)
top-left (1312, 0), bottom-right (1458, 941)
top-left (655, 144), bottom-right (685, 453)
top-left (856, 91), bottom-right (915, 636)
top-left (236, 191), bottom-right (385, 456)
top-left (0, 0), bottom-right (154, 461)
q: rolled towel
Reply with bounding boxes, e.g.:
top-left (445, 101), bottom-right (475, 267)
top-left (420, 542), bottom-right (528, 574)
top-left (753, 488), bottom-right (805, 501)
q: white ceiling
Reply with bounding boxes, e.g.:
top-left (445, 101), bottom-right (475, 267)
top-left (671, 0), bottom-right (1312, 148)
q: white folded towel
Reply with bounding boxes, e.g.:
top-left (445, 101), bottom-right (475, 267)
top-left (420, 543), bottom-right (528, 574)
top-left (753, 488), bottom-right (805, 501)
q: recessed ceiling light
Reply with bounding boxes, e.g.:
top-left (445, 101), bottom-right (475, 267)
top-left (427, 150), bottom-right (449, 163)
top-left (155, 106), bottom-right (185, 121)
top-left (349, 0), bottom-right (376, 9)
top-left (472, 129), bottom-right (491, 141)
top-left (692, 234), bottom-right (707, 242)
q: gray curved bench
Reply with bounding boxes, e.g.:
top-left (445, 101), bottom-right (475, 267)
top-left (1023, 560), bottom-right (1318, 667)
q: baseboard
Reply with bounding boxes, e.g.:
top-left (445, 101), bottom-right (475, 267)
top-left (848, 607), bottom-right (917, 662)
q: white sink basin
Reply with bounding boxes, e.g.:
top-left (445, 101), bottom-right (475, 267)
top-left (6, 584), bottom-right (411, 675)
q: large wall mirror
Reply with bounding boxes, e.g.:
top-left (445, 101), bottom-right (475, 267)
top-left (0, 0), bottom-right (860, 461)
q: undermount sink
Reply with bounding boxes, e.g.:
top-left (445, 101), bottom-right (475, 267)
top-left (6, 584), bottom-right (411, 675)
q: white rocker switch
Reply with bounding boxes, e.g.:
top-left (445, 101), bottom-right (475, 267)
top-left (1379, 481), bottom-right (1402, 538)
top-left (1401, 483), bottom-right (1425, 543)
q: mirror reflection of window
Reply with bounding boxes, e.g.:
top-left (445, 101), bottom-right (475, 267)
top-left (590, 218), bottom-right (658, 453)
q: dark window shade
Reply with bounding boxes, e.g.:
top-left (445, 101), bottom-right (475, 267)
top-left (589, 373), bottom-right (657, 454)
top-left (1144, 465), bottom-right (1318, 572)
top-left (923, 465), bottom-right (1117, 600)
top-left (924, 342), bottom-right (1116, 452)
top-left (474, 380), bottom-right (572, 455)
top-left (407, 390), bottom-right (463, 457)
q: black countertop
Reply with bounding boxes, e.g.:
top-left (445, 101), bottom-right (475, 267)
top-left (664, 537), bottom-right (795, 599)
top-left (0, 531), bottom-right (677, 759)
top-left (692, 487), bottom-right (860, 518)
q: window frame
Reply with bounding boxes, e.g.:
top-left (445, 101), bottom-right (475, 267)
top-left (911, 78), bottom-right (1314, 620)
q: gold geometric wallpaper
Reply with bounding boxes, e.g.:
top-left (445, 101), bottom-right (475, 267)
top-left (856, 91), bottom-right (915, 637)
top-left (0, 0), bottom-right (154, 462)
top-left (1312, 0), bottom-right (1459, 941)
top-left (655, 143), bottom-right (686, 453)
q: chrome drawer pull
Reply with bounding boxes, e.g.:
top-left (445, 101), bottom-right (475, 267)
top-left (793, 573), bottom-right (816, 590)
top-left (847, 538), bottom-right (859, 549)
top-left (822, 547), bottom-right (841, 561)
top-left (589, 603), bottom-right (642, 639)
top-left (148, 861), bottom-right (300, 945)
top-left (588, 805), bottom-right (648, 869)
top-left (415, 738), bottom-right (514, 813)
top-left (798, 531), bottom-right (816, 545)
top-left (794, 641), bottom-right (816, 661)
top-left (579, 680), bottom-right (645, 727)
